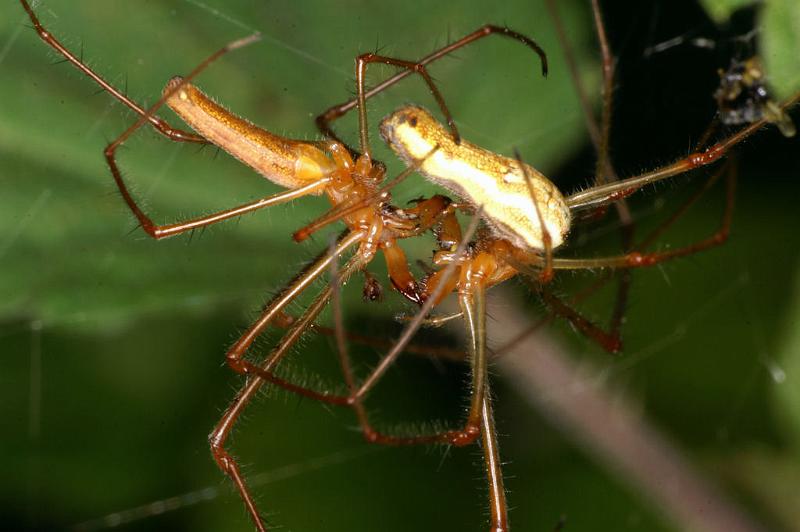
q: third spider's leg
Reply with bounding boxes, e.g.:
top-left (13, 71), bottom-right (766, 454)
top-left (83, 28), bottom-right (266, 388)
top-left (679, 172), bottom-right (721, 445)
top-left (581, 0), bottom-right (637, 343)
top-left (545, 0), bottom-right (600, 150)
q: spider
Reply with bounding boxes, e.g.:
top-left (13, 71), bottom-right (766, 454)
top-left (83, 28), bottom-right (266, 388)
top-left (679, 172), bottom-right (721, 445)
top-left (211, 3), bottom-right (799, 531)
top-left (15, 1), bottom-right (796, 532)
top-left (287, 1), bottom-right (800, 529)
top-left (18, 1), bottom-right (555, 530)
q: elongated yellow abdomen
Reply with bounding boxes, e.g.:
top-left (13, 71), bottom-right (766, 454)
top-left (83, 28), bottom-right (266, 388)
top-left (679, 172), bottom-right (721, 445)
top-left (164, 77), bottom-right (334, 191)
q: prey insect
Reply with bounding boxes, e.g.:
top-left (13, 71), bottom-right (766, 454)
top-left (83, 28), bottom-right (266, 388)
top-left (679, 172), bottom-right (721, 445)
top-left (642, 18), bottom-right (796, 139)
top-left (715, 55), bottom-right (796, 137)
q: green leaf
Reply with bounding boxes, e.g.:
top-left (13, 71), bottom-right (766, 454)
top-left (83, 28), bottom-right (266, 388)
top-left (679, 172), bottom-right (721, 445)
top-left (1, 0), bottom-right (593, 329)
top-left (699, 0), bottom-right (757, 24)
top-left (762, 0), bottom-right (800, 98)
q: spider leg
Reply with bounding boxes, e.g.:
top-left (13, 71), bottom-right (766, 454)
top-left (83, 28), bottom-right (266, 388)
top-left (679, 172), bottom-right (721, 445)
top-left (292, 147), bottom-right (443, 243)
top-left (555, 160), bottom-right (736, 271)
top-left (23, 1), bottom-right (327, 243)
top-left (336, 257), bottom-right (489, 448)
top-left (114, 177), bottom-right (329, 239)
top-left (225, 232), bottom-right (363, 376)
top-left (280, 215), bottom-right (487, 447)
top-left (509, 161), bottom-right (733, 355)
top-left (539, 0), bottom-right (635, 358)
top-left (317, 24), bottom-right (547, 151)
top-left (516, 148), bottom-right (555, 282)
top-left (564, 94), bottom-right (799, 213)
top-left (210, 244), bottom-right (365, 532)
top-left (224, 217), bottom-right (488, 453)
top-left (20, 0), bottom-right (207, 144)
top-left (544, 0), bottom-right (602, 151)
top-left (537, 287), bottom-right (623, 353)
top-left (238, 200), bottom-right (469, 406)
top-left (304, 278), bottom-right (487, 448)
top-left (480, 380), bottom-right (508, 532)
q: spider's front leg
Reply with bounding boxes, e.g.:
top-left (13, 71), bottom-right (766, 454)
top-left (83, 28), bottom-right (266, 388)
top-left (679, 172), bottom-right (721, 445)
top-left (20, 0), bottom-right (205, 144)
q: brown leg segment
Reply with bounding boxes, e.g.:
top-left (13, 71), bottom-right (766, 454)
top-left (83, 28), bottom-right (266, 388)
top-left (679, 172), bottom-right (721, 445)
top-left (242, 216), bottom-right (487, 447)
top-left (526, 162), bottom-right (735, 353)
top-left (481, 382), bottom-right (508, 532)
top-left (544, 0), bottom-right (634, 354)
top-left (210, 249), bottom-right (366, 532)
top-left (117, 179), bottom-right (329, 240)
top-left (225, 232), bottom-right (364, 377)
top-left (21, 2), bottom-right (297, 241)
top-left (556, 161), bottom-right (736, 271)
top-left (317, 25), bottom-right (548, 151)
top-left (20, 0), bottom-right (205, 143)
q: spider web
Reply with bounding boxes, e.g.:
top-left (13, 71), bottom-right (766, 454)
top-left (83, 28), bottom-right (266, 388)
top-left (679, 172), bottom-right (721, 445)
top-left (2, 1), bottom-right (800, 531)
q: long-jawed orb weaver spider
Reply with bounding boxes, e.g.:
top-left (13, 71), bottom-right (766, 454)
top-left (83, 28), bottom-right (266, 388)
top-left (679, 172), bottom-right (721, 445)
top-left (312, 0), bottom-right (800, 528)
top-left (214, 4), bottom-right (800, 532)
top-left (17, 1), bottom-right (559, 530)
top-left (12, 1), bottom-right (800, 530)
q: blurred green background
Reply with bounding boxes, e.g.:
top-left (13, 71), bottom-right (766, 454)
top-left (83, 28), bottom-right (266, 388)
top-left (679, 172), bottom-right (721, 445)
top-left (3, 1), bottom-right (800, 531)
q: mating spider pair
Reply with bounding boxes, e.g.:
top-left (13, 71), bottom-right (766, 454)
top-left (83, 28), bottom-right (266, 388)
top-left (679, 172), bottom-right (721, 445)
top-left (18, 0), bottom-right (800, 530)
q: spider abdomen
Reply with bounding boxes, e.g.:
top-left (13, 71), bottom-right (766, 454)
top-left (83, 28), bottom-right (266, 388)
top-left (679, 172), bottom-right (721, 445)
top-left (380, 105), bottom-right (571, 252)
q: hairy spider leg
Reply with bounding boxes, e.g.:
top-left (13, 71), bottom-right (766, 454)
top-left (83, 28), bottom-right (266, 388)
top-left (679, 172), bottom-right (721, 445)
top-left (317, 24), bottom-right (548, 155)
top-left (546, 0), bottom-right (635, 344)
top-left (376, 46), bottom-right (794, 483)
top-left (387, 104), bottom-right (743, 354)
top-left (211, 213), bottom-right (482, 532)
top-left (23, 0), bottom-right (456, 304)
top-left (20, 0), bottom-right (205, 144)
top-left (20, 4), bottom-right (467, 529)
top-left (306, 23), bottom-right (551, 278)
top-left (480, 379), bottom-right (508, 532)
top-left (236, 214), bottom-right (492, 447)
